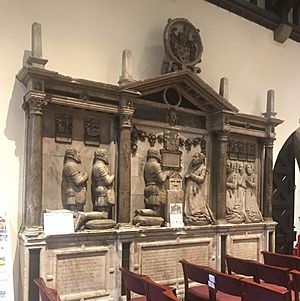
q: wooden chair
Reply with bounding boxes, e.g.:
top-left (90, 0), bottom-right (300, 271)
top-left (120, 267), bottom-right (151, 301)
top-left (212, 270), bottom-right (243, 301)
top-left (34, 277), bottom-right (61, 301)
top-left (225, 254), bottom-right (258, 281)
top-left (179, 259), bottom-right (213, 301)
top-left (241, 278), bottom-right (290, 301)
top-left (253, 262), bottom-right (293, 300)
top-left (162, 290), bottom-right (181, 301)
top-left (290, 269), bottom-right (300, 301)
top-left (262, 250), bottom-right (300, 270)
top-left (143, 277), bottom-right (177, 301)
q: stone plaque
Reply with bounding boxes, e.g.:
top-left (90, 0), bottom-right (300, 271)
top-left (56, 250), bottom-right (108, 297)
top-left (160, 150), bottom-right (182, 170)
top-left (55, 114), bottom-right (73, 143)
top-left (140, 240), bottom-right (212, 283)
top-left (84, 118), bottom-right (100, 146)
top-left (231, 237), bottom-right (260, 261)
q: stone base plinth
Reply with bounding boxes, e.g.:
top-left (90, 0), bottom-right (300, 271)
top-left (19, 221), bottom-right (276, 301)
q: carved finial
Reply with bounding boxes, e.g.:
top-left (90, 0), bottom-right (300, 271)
top-left (219, 77), bottom-right (229, 100)
top-left (118, 49), bottom-right (134, 87)
top-left (263, 89), bottom-right (277, 118)
top-left (26, 22), bottom-right (48, 68)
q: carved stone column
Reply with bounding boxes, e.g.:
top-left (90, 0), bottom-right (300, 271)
top-left (263, 138), bottom-right (274, 220)
top-left (118, 99), bottom-right (134, 223)
top-left (22, 91), bottom-right (47, 235)
top-left (216, 131), bottom-right (228, 222)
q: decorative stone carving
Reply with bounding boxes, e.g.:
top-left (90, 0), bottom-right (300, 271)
top-left (92, 149), bottom-right (115, 217)
top-left (228, 140), bottom-right (256, 162)
top-left (133, 148), bottom-right (167, 226)
top-left (226, 160), bottom-right (250, 224)
top-left (184, 152), bottom-right (215, 225)
top-left (245, 164), bottom-right (263, 223)
top-left (120, 105), bottom-right (134, 128)
top-left (84, 118), bottom-right (100, 146)
top-left (167, 107), bottom-right (178, 127)
top-left (62, 148), bottom-right (88, 211)
top-left (130, 126), bottom-right (205, 154)
top-left (55, 114), bottom-right (73, 143)
top-left (161, 18), bottom-right (203, 74)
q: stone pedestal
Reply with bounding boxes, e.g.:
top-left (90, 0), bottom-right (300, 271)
top-left (19, 222), bottom-right (275, 301)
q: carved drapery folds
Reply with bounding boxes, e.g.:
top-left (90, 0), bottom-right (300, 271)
top-left (184, 152), bottom-right (215, 225)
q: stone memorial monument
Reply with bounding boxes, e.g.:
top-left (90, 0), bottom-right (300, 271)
top-left (17, 18), bottom-right (282, 301)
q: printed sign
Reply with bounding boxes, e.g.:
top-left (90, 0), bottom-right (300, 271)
top-left (44, 212), bottom-right (74, 235)
top-left (169, 203), bottom-right (184, 228)
top-left (0, 211), bottom-right (13, 301)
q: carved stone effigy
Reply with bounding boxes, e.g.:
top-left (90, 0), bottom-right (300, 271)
top-left (226, 160), bottom-right (249, 224)
top-left (245, 164), bottom-right (263, 223)
top-left (133, 148), bottom-right (166, 226)
top-left (92, 149), bottom-right (115, 215)
top-left (184, 152), bottom-right (215, 225)
top-left (62, 148), bottom-right (88, 212)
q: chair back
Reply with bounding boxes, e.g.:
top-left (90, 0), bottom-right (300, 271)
top-left (34, 277), bottom-right (61, 301)
top-left (213, 271), bottom-right (243, 297)
top-left (261, 250), bottom-right (298, 270)
top-left (241, 278), bottom-right (290, 301)
top-left (290, 269), bottom-right (300, 301)
top-left (143, 278), bottom-right (176, 301)
top-left (179, 259), bottom-right (212, 286)
top-left (225, 254), bottom-right (257, 280)
top-left (254, 262), bottom-right (291, 289)
top-left (120, 267), bottom-right (150, 301)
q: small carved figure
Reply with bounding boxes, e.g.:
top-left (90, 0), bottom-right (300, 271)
top-left (92, 149), bottom-right (115, 217)
top-left (144, 148), bottom-right (167, 218)
top-left (167, 107), bottom-right (177, 127)
top-left (62, 148), bottom-right (88, 211)
top-left (245, 164), bottom-right (263, 223)
top-left (184, 152), bottom-right (215, 225)
top-left (226, 160), bottom-right (249, 224)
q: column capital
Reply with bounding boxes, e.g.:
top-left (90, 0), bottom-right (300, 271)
top-left (216, 130), bottom-right (229, 142)
top-left (264, 137), bottom-right (275, 148)
top-left (119, 99), bottom-right (135, 128)
top-left (23, 90), bottom-right (48, 115)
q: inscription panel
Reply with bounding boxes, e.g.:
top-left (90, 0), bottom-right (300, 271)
top-left (56, 251), bottom-right (107, 296)
top-left (140, 240), bottom-right (212, 282)
top-left (231, 237), bottom-right (260, 261)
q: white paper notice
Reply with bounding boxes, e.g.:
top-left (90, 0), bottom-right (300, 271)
top-left (44, 212), bottom-right (74, 235)
top-left (169, 203), bottom-right (184, 228)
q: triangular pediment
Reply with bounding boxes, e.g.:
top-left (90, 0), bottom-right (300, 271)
top-left (124, 70), bottom-right (238, 114)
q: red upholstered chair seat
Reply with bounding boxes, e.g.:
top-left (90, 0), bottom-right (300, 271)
top-left (186, 284), bottom-right (210, 301)
top-left (216, 291), bottom-right (241, 301)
